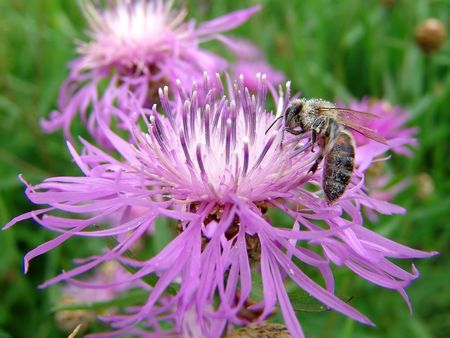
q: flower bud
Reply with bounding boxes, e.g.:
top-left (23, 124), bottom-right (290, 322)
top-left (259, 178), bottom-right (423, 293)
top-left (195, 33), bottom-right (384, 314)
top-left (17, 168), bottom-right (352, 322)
top-left (415, 18), bottom-right (447, 54)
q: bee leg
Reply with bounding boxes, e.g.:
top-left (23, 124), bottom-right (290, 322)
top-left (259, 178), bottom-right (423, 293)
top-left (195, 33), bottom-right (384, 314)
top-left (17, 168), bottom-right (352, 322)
top-left (309, 149), bottom-right (324, 174)
top-left (311, 130), bottom-right (317, 152)
top-left (284, 127), bottom-right (305, 136)
top-left (292, 140), bottom-right (312, 157)
top-left (311, 116), bottom-right (328, 152)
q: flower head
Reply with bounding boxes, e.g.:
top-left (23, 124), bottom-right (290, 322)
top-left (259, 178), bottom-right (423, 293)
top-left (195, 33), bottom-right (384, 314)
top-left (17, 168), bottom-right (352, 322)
top-left (342, 98), bottom-right (418, 219)
top-left (42, 0), bottom-right (261, 146)
top-left (6, 74), bottom-right (435, 337)
top-left (344, 98), bottom-right (417, 155)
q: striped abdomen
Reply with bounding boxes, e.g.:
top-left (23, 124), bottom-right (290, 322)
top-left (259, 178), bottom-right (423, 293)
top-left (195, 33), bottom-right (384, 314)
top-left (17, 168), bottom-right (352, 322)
top-left (323, 130), bottom-right (355, 204)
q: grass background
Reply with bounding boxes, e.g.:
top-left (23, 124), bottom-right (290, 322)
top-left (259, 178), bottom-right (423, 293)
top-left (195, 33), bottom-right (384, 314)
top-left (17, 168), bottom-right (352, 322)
top-left (0, 0), bottom-right (449, 337)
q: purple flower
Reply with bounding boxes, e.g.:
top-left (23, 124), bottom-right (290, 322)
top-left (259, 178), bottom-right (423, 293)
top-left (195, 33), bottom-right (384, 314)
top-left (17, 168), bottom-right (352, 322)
top-left (41, 0), bottom-right (261, 146)
top-left (344, 98), bottom-right (417, 155)
top-left (5, 74), bottom-right (435, 337)
top-left (342, 98), bottom-right (418, 219)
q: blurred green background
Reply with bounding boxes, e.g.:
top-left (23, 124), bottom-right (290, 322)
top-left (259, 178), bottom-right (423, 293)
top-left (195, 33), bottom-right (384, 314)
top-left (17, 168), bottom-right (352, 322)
top-left (0, 0), bottom-right (449, 337)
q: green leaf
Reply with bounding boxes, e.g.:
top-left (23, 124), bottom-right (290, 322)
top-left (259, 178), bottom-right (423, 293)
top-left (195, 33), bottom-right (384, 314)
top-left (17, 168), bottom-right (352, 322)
top-left (289, 289), bottom-right (354, 313)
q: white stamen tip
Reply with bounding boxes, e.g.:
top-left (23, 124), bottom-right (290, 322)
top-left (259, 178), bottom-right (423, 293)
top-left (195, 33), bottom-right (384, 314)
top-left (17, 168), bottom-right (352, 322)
top-left (276, 98), bottom-right (284, 117)
top-left (243, 136), bottom-right (250, 144)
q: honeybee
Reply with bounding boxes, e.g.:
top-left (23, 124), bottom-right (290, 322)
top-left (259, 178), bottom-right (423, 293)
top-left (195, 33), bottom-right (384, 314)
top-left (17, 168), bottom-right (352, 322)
top-left (283, 98), bottom-right (387, 204)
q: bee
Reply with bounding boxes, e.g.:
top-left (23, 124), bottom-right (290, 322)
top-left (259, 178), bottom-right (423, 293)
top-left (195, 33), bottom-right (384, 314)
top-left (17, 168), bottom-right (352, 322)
top-left (283, 98), bottom-right (387, 204)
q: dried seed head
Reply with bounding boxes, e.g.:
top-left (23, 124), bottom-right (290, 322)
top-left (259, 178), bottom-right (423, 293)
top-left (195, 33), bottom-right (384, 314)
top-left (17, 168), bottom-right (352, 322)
top-left (415, 18), bottom-right (447, 54)
top-left (226, 322), bottom-right (291, 338)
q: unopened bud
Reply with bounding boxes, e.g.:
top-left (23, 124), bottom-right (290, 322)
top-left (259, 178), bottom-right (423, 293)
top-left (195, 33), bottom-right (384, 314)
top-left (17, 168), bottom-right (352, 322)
top-left (415, 18), bottom-right (447, 54)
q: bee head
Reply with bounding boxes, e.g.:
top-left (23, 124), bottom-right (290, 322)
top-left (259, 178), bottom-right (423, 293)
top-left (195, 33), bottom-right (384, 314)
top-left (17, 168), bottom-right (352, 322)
top-left (285, 100), bottom-right (305, 130)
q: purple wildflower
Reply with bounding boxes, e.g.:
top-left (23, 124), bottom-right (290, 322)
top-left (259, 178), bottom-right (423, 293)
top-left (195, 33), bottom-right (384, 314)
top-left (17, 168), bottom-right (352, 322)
top-left (41, 0), bottom-right (260, 146)
top-left (344, 98), bottom-right (417, 155)
top-left (343, 98), bottom-right (418, 219)
top-left (5, 74), bottom-right (435, 337)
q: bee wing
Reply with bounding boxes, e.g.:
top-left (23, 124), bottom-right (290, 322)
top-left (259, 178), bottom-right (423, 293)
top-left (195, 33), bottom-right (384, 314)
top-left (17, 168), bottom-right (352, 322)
top-left (335, 115), bottom-right (388, 144)
top-left (317, 107), bottom-right (387, 144)
top-left (318, 107), bottom-right (381, 121)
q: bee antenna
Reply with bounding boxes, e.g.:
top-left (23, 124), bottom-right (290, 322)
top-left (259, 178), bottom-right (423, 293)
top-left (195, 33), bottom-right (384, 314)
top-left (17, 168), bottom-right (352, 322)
top-left (265, 115), bottom-right (283, 135)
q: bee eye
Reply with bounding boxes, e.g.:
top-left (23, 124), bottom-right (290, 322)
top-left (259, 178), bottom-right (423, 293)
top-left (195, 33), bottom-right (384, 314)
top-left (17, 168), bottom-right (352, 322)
top-left (285, 106), bottom-right (295, 122)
